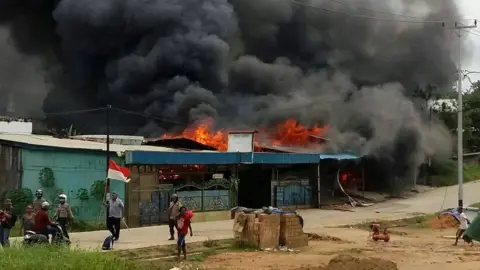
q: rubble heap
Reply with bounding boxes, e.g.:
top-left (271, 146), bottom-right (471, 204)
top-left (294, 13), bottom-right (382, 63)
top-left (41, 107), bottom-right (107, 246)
top-left (233, 212), bottom-right (308, 249)
top-left (280, 214), bottom-right (309, 248)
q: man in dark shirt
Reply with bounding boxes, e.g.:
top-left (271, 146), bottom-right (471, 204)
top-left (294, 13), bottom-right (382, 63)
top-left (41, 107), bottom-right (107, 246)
top-left (0, 199), bottom-right (17, 247)
top-left (35, 201), bottom-right (56, 239)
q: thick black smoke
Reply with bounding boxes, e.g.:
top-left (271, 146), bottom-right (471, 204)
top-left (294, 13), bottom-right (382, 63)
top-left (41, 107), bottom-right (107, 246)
top-left (1, 0), bottom-right (461, 188)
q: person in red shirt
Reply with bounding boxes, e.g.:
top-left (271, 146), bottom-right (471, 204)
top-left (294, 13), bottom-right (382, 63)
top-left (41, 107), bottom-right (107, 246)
top-left (176, 206), bottom-right (193, 260)
top-left (34, 202), bottom-right (56, 238)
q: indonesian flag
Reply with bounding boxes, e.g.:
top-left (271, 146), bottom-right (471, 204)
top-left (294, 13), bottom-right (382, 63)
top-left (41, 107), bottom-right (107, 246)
top-left (107, 160), bottom-right (131, 183)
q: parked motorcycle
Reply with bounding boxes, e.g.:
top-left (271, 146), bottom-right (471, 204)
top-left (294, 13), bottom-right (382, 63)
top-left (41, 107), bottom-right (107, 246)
top-left (23, 224), bottom-right (71, 247)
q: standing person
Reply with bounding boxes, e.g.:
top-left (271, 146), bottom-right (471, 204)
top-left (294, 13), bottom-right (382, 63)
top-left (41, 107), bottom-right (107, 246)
top-left (20, 205), bottom-right (36, 235)
top-left (454, 207), bottom-right (470, 246)
top-left (33, 189), bottom-right (46, 213)
top-left (54, 194), bottom-right (74, 239)
top-left (176, 206), bottom-right (193, 260)
top-left (0, 199), bottom-right (17, 247)
top-left (106, 192), bottom-right (124, 241)
top-left (168, 194), bottom-right (181, 240)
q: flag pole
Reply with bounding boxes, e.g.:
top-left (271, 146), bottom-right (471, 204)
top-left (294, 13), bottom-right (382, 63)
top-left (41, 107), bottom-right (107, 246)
top-left (105, 105), bottom-right (111, 225)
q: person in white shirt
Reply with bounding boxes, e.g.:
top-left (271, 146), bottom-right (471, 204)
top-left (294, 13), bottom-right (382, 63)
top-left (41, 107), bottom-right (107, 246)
top-left (454, 207), bottom-right (470, 246)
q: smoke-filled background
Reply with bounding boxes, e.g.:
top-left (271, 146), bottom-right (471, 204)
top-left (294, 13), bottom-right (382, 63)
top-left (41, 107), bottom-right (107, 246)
top-left (0, 0), bottom-right (464, 186)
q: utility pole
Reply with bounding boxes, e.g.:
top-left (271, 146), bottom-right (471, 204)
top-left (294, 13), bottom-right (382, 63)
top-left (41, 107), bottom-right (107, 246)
top-left (105, 104), bottom-right (111, 224)
top-left (454, 20), bottom-right (477, 208)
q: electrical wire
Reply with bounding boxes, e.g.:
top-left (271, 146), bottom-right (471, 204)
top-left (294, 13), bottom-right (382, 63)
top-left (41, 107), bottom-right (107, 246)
top-left (326, 0), bottom-right (470, 22)
top-left (463, 29), bottom-right (480, 37)
top-left (44, 107), bottom-right (107, 115)
top-left (40, 106), bottom-right (191, 125)
top-left (109, 107), bottom-right (187, 125)
top-left (439, 185), bottom-right (449, 212)
top-left (470, 28), bottom-right (480, 35)
top-left (291, 0), bottom-right (446, 24)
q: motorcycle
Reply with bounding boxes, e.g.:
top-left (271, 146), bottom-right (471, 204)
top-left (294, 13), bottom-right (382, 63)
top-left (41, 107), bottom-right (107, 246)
top-left (23, 223), bottom-right (71, 247)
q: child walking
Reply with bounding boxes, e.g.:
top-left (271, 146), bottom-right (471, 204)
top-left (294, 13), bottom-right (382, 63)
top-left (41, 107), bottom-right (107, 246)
top-left (176, 206), bottom-right (193, 260)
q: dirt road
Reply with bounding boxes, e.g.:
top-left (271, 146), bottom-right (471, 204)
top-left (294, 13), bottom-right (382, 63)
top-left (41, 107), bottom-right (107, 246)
top-left (64, 181), bottom-right (480, 250)
top-left (201, 227), bottom-right (480, 270)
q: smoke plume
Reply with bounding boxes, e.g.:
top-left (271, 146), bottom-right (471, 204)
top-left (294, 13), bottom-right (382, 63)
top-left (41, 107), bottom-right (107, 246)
top-left (1, 0), bottom-right (462, 188)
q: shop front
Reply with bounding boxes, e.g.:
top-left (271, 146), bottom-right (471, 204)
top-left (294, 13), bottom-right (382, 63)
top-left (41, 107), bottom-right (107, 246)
top-left (126, 163), bottom-right (238, 227)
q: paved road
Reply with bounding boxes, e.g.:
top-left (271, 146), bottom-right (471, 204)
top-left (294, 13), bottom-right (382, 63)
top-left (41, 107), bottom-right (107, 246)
top-left (46, 181), bottom-right (480, 250)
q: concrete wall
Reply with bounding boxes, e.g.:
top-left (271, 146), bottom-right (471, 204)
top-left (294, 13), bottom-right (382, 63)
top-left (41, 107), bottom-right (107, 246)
top-left (22, 148), bottom-right (125, 221)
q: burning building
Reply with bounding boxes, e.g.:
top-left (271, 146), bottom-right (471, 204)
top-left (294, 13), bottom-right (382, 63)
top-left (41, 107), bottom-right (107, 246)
top-left (0, 0), bottom-right (457, 209)
top-left (124, 119), bottom-right (361, 227)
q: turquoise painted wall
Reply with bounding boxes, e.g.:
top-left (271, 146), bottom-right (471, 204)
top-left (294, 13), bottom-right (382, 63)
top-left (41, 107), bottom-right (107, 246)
top-left (22, 149), bottom-right (125, 222)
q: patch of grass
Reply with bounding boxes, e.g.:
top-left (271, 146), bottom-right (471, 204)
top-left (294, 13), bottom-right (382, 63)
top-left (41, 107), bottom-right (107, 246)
top-left (230, 241), bottom-right (259, 251)
top-left (470, 202), bottom-right (480, 208)
top-left (189, 249), bottom-right (218, 262)
top-left (431, 160), bottom-right (480, 187)
top-left (349, 214), bottom-right (436, 230)
top-left (0, 245), bottom-right (140, 270)
top-left (203, 239), bottom-right (219, 248)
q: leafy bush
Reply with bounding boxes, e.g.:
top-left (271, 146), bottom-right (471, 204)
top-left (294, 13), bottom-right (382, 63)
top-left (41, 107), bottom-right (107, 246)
top-left (76, 188), bottom-right (90, 202)
top-left (38, 167), bottom-right (55, 188)
top-left (5, 188), bottom-right (34, 215)
top-left (430, 159), bottom-right (480, 186)
top-left (90, 180), bottom-right (106, 201)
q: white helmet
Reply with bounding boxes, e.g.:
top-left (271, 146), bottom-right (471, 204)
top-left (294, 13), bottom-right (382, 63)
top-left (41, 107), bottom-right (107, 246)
top-left (59, 194), bottom-right (67, 200)
top-left (41, 201), bottom-right (50, 208)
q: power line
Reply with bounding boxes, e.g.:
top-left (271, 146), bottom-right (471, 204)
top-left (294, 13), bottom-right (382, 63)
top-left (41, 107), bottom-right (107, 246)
top-left (42, 106), bottom-right (190, 125)
top-left (470, 28), bottom-right (480, 35)
top-left (464, 29), bottom-right (480, 37)
top-left (44, 107), bottom-right (107, 116)
top-left (291, 0), bottom-right (447, 24)
top-left (325, 0), bottom-right (470, 22)
top-left (109, 107), bottom-right (187, 125)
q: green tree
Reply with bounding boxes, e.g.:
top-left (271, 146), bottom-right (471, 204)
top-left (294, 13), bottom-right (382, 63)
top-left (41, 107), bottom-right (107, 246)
top-left (5, 188), bottom-right (34, 215)
top-left (463, 81), bottom-right (480, 152)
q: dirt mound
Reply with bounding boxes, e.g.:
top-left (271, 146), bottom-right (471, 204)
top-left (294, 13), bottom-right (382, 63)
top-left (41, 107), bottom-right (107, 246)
top-left (430, 214), bottom-right (459, 229)
top-left (323, 254), bottom-right (398, 270)
top-left (307, 233), bottom-right (350, 243)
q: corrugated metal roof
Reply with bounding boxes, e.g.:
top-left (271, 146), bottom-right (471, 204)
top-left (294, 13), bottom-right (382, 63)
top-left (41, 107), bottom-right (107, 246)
top-left (0, 133), bottom-right (179, 153)
top-left (70, 135), bottom-right (145, 146)
top-left (125, 151), bottom-right (360, 165)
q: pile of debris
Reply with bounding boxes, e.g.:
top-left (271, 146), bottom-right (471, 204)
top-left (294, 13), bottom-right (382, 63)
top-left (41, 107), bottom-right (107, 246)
top-left (321, 255), bottom-right (398, 270)
top-left (430, 214), bottom-right (459, 229)
top-left (233, 207), bottom-right (308, 250)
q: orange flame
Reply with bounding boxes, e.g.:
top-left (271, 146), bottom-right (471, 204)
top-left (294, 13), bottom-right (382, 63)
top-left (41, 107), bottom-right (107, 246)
top-left (161, 117), bottom-right (328, 151)
top-left (271, 119), bottom-right (329, 147)
top-left (162, 118), bottom-right (228, 150)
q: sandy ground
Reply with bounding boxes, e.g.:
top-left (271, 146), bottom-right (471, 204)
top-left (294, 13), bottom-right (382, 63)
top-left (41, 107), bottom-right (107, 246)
top-left (38, 180), bottom-right (480, 250)
top-left (200, 227), bottom-right (480, 270)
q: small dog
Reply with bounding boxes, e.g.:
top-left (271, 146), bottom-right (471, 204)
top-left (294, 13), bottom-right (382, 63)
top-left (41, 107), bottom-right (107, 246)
top-left (369, 223), bottom-right (390, 242)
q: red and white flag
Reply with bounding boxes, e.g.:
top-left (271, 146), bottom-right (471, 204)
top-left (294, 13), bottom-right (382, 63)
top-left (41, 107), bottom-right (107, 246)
top-left (107, 160), bottom-right (131, 183)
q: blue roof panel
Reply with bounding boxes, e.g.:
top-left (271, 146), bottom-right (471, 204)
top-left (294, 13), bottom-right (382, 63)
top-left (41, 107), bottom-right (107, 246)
top-left (126, 151), bottom-right (359, 165)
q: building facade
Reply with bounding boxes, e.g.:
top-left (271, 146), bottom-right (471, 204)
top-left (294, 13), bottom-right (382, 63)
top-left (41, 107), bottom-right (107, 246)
top-left (21, 148), bottom-right (125, 221)
top-left (124, 151), bottom-right (360, 227)
top-left (0, 131), bottom-right (174, 222)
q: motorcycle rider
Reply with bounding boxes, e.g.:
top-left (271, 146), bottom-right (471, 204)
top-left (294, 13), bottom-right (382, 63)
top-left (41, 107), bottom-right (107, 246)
top-left (34, 201), bottom-right (57, 241)
top-left (54, 194), bottom-right (73, 239)
top-left (33, 189), bottom-right (46, 213)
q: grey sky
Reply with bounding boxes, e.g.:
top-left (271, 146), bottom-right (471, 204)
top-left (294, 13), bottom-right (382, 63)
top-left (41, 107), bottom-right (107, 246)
top-left (459, 0), bottom-right (480, 90)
